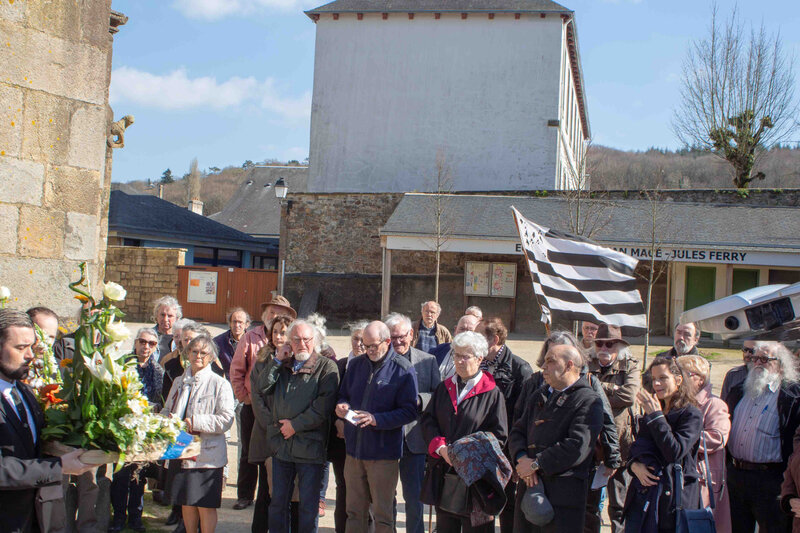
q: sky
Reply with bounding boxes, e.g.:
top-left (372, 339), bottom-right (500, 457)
top-left (108, 0), bottom-right (800, 183)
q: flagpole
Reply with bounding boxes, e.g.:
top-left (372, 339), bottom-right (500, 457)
top-left (511, 206), bottom-right (551, 335)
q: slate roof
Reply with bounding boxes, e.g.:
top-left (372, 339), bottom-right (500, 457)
top-left (381, 193), bottom-right (800, 252)
top-left (109, 191), bottom-right (273, 251)
top-left (306, 0), bottom-right (572, 15)
top-left (209, 166), bottom-right (308, 238)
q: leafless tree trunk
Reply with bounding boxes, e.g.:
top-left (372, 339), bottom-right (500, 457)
top-left (673, 3), bottom-right (798, 188)
top-left (186, 157), bottom-right (201, 205)
top-left (561, 143), bottom-right (615, 239)
top-left (426, 150), bottom-right (454, 301)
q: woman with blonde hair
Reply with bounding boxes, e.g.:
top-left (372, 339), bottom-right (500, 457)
top-left (677, 354), bottom-right (731, 533)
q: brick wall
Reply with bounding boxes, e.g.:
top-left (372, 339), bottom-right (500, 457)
top-left (104, 246), bottom-right (185, 321)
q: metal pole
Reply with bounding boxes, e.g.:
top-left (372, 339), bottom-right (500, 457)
top-left (278, 259), bottom-right (285, 296)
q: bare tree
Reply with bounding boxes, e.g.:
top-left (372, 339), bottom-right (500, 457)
top-left (425, 150), bottom-right (454, 301)
top-left (673, 4), bottom-right (798, 188)
top-left (560, 143), bottom-right (615, 239)
top-left (186, 157), bottom-right (201, 206)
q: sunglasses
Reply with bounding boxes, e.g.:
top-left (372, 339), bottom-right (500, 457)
top-left (594, 340), bottom-right (619, 349)
top-left (745, 355), bottom-right (779, 364)
top-left (136, 339), bottom-right (158, 347)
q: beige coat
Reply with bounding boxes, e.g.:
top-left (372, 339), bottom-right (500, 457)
top-left (162, 364), bottom-right (235, 469)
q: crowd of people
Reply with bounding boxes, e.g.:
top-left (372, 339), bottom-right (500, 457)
top-left (3, 294), bottom-right (800, 533)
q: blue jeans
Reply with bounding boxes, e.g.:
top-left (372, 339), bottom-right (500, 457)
top-left (398, 450), bottom-right (426, 533)
top-left (268, 458), bottom-right (324, 533)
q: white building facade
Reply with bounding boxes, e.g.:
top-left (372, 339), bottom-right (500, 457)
top-left (305, 1), bottom-right (590, 192)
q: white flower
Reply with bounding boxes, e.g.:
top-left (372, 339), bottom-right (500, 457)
top-left (106, 321), bottom-right (130, 342)
top-left (102, 281), bottom-right (126, 301)
top-left (83, 353), bottom-right (113, 383)
top-left (0, 286), bottom-right (10, 300)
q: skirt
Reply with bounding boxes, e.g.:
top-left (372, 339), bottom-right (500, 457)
top-left (168, 466), bottom-right (224, 508)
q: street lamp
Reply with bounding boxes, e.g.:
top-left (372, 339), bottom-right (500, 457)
top-left (274, 177), bottom-right (288, 199)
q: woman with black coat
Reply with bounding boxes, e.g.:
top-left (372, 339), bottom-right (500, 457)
top-left (420, 331), bottom-right (508, 533)
top-left (623, 356), bottom-right (703, 533)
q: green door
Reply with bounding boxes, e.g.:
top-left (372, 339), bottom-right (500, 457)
top-left (732, 269), bottom-right (759, 294)
top-left (684, 266), bottom-right (716, 311)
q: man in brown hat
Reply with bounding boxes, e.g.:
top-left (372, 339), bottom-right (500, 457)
top-left (587, 324), bottom-right (640, 533)
top-left (230, 293), bottom-right (296, 510)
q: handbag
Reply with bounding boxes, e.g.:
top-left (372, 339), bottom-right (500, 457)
top-left (438, 471), bottom-right (471, 517)
top-left (674, 432), bottom-right (716, 533)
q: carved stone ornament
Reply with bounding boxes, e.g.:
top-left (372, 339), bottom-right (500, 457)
top-left (107, 115), bottom-right (134, 148)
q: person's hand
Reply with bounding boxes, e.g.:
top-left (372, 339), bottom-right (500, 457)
top-left (521, 470), bottom-right (539, 488)
top-left (278, 419), bottom-right (295, 439)
top-left (353, 411), bottom-right (376, 428)
top-left (184, 418), bottom-right (193, 434)
top-left (790, 498), bottom-right (800, 518)
top-left (631, 462), bottom-right (660, 487)
top-left (335, 403), bottom-right (350, 418)
top-left (439, 446), bottom-right (452, 466)
top-left (276, 344), bottom-right (292, 362)
top-left (637, 389), bottom-right (662, 415)
top-left (60, 449), bottom-right (93, 476)
top-left (334, 419), bottom-right (345, 439)
top-left (516, 456), bottom-right (539, 487)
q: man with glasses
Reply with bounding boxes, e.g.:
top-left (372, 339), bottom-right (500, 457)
top-left (587, 324), bottom-right (639, 533)
top-left (725, 341), bottom-right (800, 533)
top-left (721, 339), bottom-right (757, 403)
top-left (384, 313), bottom-right (440, 533)
top-left (335, 321), bottom-right (418, 533)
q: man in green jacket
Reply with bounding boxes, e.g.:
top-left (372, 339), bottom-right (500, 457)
top-left (256, 319), bottom-right (339, 533)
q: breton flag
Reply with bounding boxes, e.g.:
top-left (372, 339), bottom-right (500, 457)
top-left (511, 206), bottom-right (646, 335)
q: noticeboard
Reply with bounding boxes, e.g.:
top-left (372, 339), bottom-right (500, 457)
top-left (490, 263), bottom-right (517, 298)
top-left (464, 261), bottom-right (490, 296)
top-left (187, 271), bottom-right (218, 304)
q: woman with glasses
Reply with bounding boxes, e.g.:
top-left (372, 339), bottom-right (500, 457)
top-left (677, 355), bottom-right (731, 533)
top-left (623, 357), bottom-right (703, 533)
top-left (109, 328), bottom-right (165, 532)
top-left (421, 331), bottom-right (508, 533)
top-left (162, 334), bottom-right (235, 533)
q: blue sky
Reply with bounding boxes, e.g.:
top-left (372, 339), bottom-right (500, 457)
top-left (109, 0), bottom-right (800, 183)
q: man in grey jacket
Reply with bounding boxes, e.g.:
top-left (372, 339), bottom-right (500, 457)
top-left (385, 313), bottom-right (441, 533)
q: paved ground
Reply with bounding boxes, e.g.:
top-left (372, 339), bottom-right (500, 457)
top-left (122, 323), bottom-right (744, 532)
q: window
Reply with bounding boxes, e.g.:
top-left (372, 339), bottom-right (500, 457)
top-left (217, 249), bottom-right (242, 267)
top-left (194, 247), bottom-right (215, 265)
top-left (252, 255), bottom-right (278, 270)
top-left (769, 269), bottom-right (800, 285)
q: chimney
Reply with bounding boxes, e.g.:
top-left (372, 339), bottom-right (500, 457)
top-left (188, 200), bottom-right (204, 215)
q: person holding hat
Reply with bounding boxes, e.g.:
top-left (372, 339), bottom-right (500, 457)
top-left (587, 324), bottom-right (640, 533)
top-left (230, 293), bottom-right (296, 511)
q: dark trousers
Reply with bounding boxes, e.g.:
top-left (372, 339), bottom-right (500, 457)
top-left (251, 464), bottom-right (269, 533)
top-left (269, 458), bottom-right (324, 533)
top-left (331, 455), bottom-right (347, 533)
top-left (585, 484), bottom-right (602, 533)
top-left (398, 449), bottom-right (426, 533)
top-left (238, 404), bottom-right (258, 500)
top-left (513, 476), bottom-right (588, 533)
top-left (110, 464), bottom-right (145, 523)
top-left (436, 508), bottom-right (494, 533)
top-left (585, 468), bottom-right (629, 533)
top-left (728, 463), bottom-right (789, 533)
top-left (499, 479), bottom-right (517, 533)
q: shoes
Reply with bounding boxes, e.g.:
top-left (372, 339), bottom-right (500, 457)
top-left (319, 499), bottom-right (326, 517)
top-left (233, 498), bottom-right (254, 510)
top-left (107, 516), bottom-right (124, 533)
top-left (165, 509), bottom-right (181, 526)
top-left (128, 518), bottom-right (146, 533)
top-left (152, 489), bottom-right (169, 506)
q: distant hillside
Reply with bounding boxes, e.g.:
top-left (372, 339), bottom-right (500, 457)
top-left (114, 147), bottom-right (800, 214)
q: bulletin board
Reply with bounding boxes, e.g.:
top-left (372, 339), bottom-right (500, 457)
top-left (187, 271), bottom-right (218, 304)
top-left (464, 261), bottom-right (490, 296)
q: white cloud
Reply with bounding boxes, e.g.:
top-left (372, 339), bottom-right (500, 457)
top-left (172, 0), bottom-right (316, 20)
top-left (110, 67), bottom-right (310, 121)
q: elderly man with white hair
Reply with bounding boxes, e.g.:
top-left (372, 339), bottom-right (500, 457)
top-left (725, 341), bottom-right (800, 533)
top-left (152, 296), bottom-right (183, 361)
top-left (412, 301), bottom-right (452, 354)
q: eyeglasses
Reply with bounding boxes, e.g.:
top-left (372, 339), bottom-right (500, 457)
top-left (745, 354), bottom-right (779, 364)
top-left (453, 354), bottom-right (477, 362)
top-left (390, 331), bottom-right (411, 342)
top-left (742, 346), bottom-right (755, 355)
top-left (291, 336), bottom-right (314, 345)
top-left (594, 340), bottom-right (618, 349)
top-left (136, 339), bottom-right (158, 347)
top-left (363, 340), bottom-right (388, 351)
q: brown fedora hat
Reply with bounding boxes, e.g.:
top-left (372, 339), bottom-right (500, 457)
top-left (260, 293), bottom-right (297, 319)
top-left (593, 324), bottom-right (630, 346)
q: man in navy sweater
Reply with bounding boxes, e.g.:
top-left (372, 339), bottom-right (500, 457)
top-left (335, 321), bottom-right (418, 533)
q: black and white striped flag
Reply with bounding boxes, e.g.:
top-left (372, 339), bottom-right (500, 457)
top-left (511, 206), bottom-right (646, 335)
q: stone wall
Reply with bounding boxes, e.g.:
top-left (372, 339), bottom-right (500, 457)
top-left (104, 246), bottom-right (185, 322)
top-left (0, 1), bottom-right (120, 317)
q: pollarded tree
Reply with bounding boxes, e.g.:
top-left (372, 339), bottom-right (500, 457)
top-left (673, 5), bottom-right (798, 188)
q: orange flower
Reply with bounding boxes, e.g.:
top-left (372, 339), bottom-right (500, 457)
top-left (40, 384), bottom-right (62, 405)
top-left (60, 358), bottom-right (73, 368)
top-left (74, 294), bottom-right (89, 303)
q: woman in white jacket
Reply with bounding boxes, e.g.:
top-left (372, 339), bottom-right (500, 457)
top-left (163, 334), bottom-right (235, 533)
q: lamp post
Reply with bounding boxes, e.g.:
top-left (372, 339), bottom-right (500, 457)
top-left (274, 177), bottom-right (288, 199)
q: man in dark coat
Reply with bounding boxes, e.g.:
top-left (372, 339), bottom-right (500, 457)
top-left (509, 344), bottom-right (604, 533)
top-left (212, 307), bottom-right (250, 379)
top-left (657, 322), bottom-right (701, 359)
top-left (0, 309), bottom-right (92, 533)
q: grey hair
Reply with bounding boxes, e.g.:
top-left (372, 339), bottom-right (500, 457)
top-left (384, 313), bottom-right (412, 332)
top-left (287, 319), bottom-right (322, 347)
top-left (536, 330), bottom-right (582, 368)
top-left (347, 320), bottom-right (370, 334)
top-left (465, 306), bottom-right (482, 319)
top-left (305, 313), bottom-right (328, 347)
top-left (172, 318), bottom-right (191, 334)
top-left (452, 331), bottom-right (488, 360)
top-left (135, 327), bottom-right (159, 341)
top-left (758, 341), bottom-right (799, 383)
top-left (0, 308), bottom-right (33, 346)
top-left (420, 301), bottom-right (441, 313)
top-left (152, 296), bottom-right (182, 321)
top-left (226, 307), bottom-right (251, 324)
top-left (186, 334), bottom-right (219, 361)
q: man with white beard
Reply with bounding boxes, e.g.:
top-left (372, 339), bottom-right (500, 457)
top-left (658, 322), bottom-right (701, 358)
top-left (725, 341), bottom-right (800, 533)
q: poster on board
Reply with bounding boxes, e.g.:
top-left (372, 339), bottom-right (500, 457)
top-left (187, 271), bottom-right (218, 304)
top-left (490, 263), bottom-right (517, 298)
top-left (465, 262), bottom-right (490, 296)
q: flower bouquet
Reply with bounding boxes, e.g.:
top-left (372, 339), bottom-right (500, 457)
top-left (41, 263), bottom-right (199, 466)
